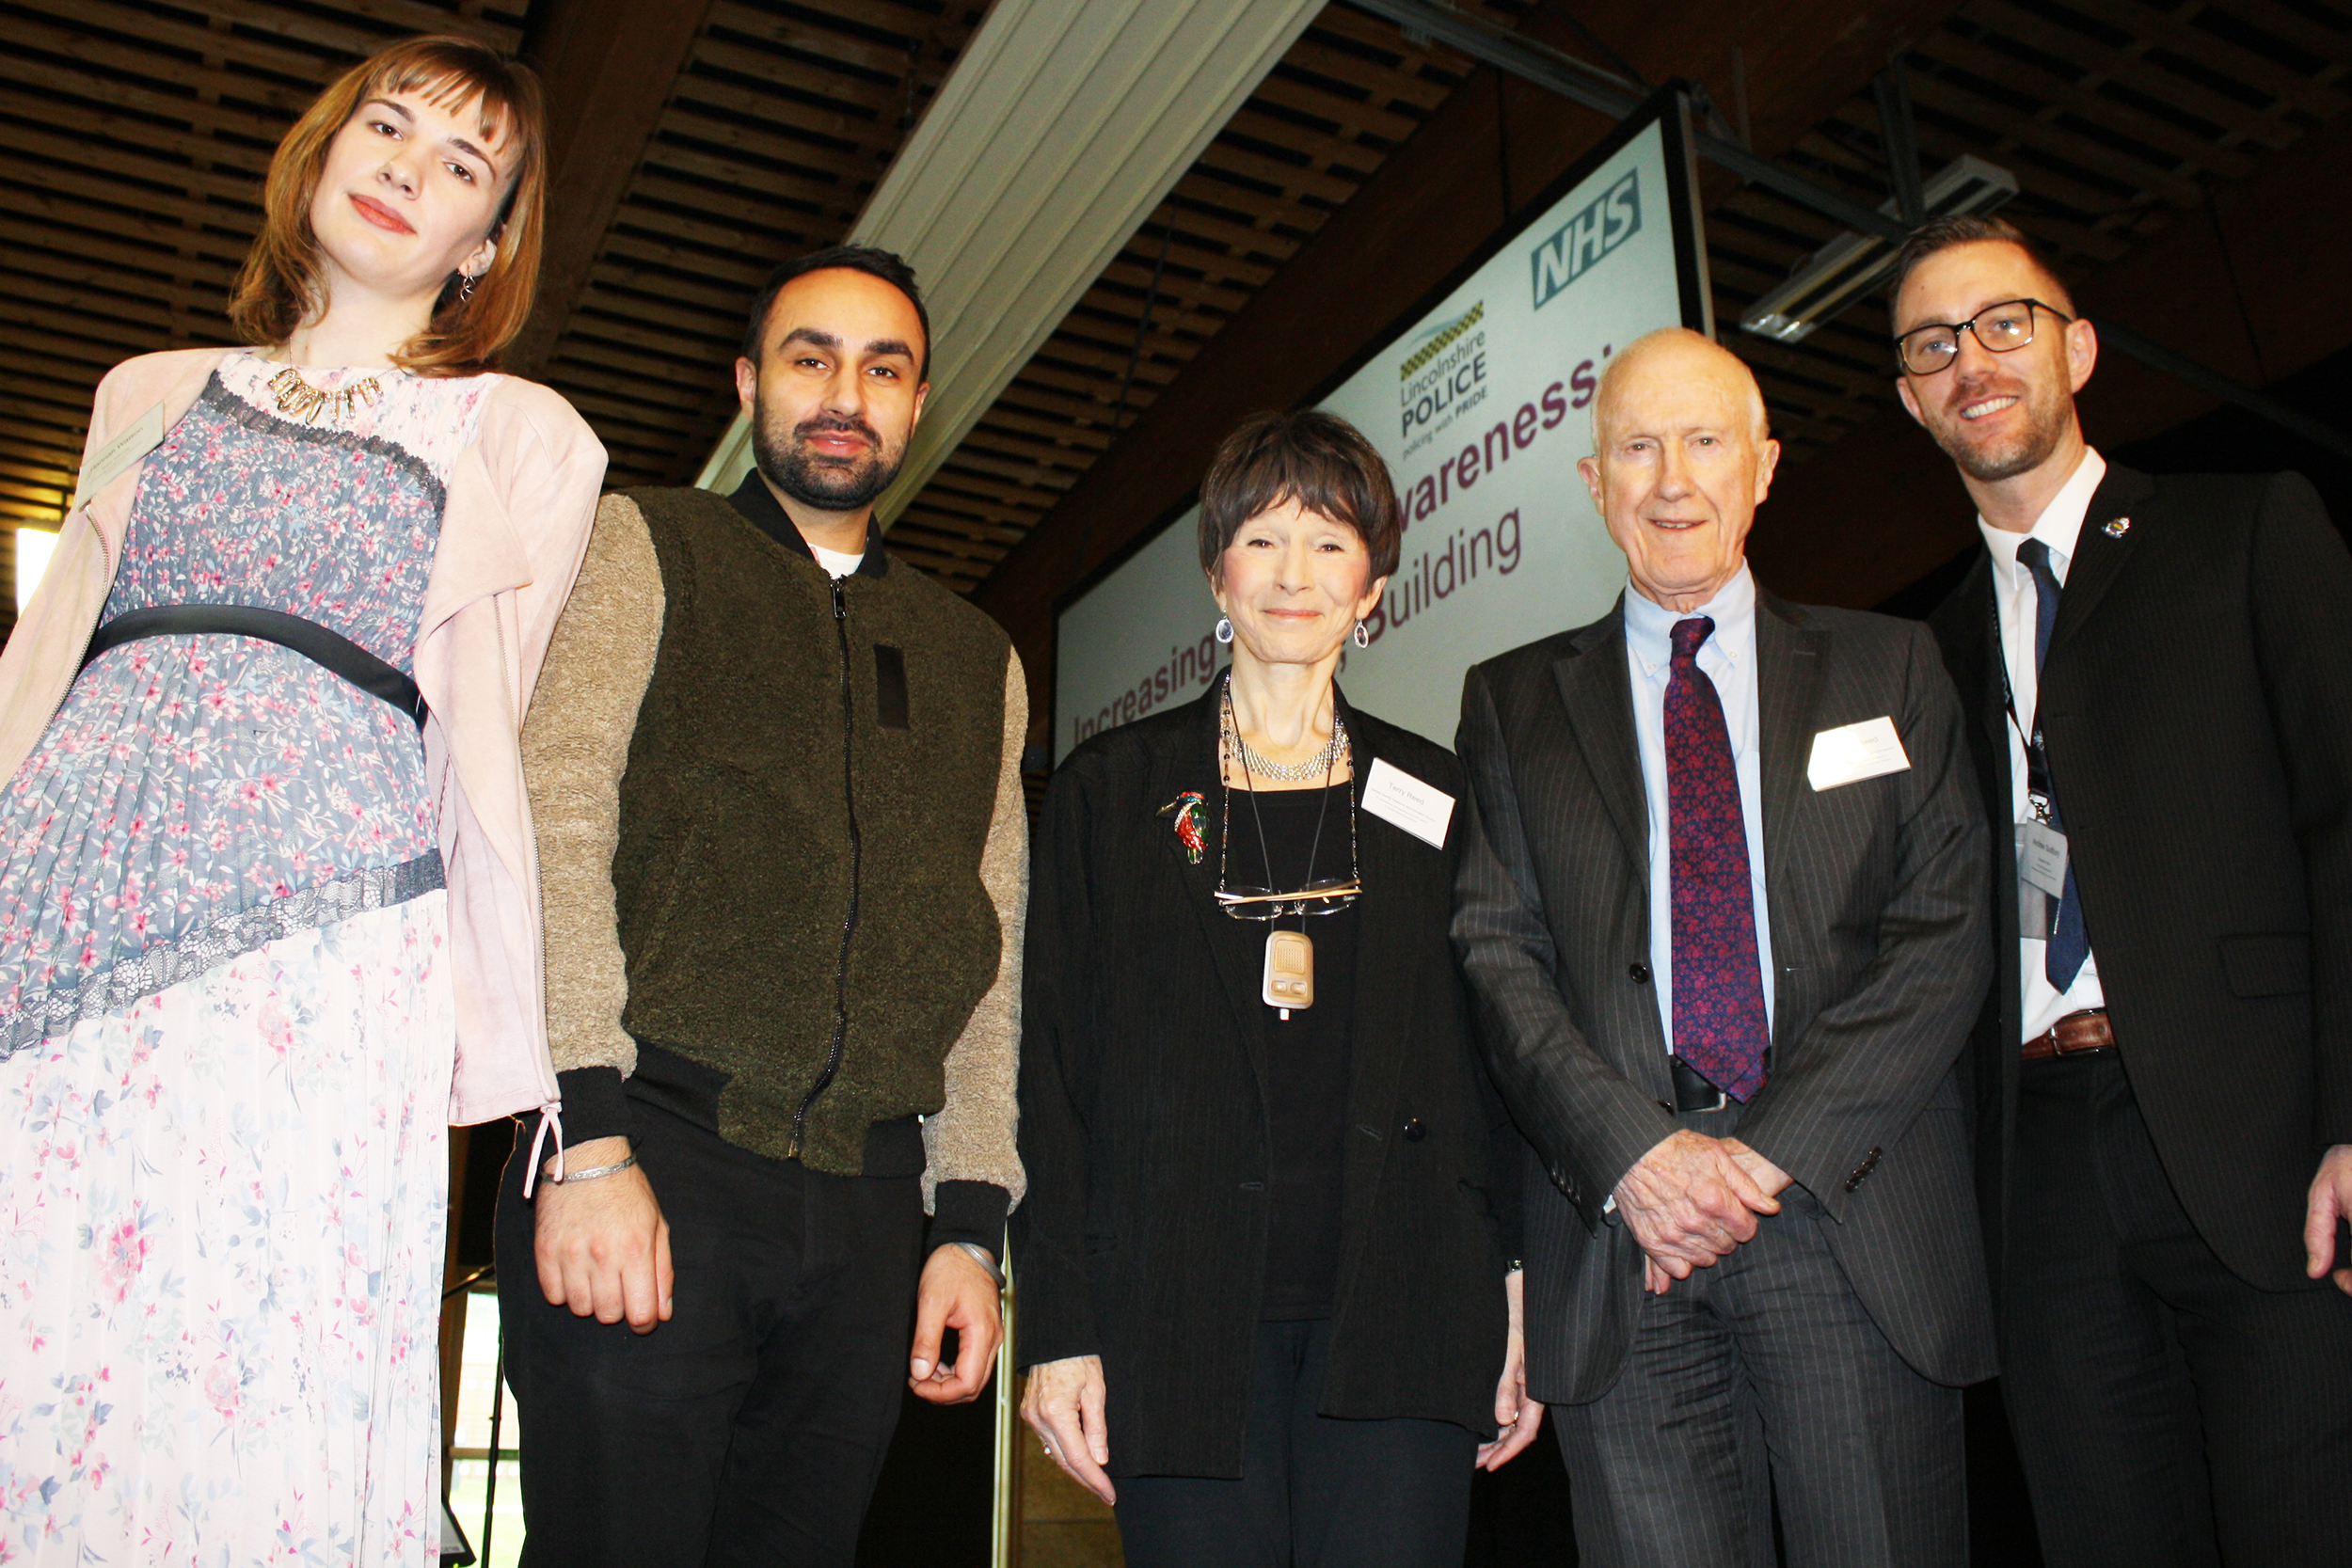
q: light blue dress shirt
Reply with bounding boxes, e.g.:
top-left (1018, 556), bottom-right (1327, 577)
top-left (1622, 564), bottom-right (1776, 1053)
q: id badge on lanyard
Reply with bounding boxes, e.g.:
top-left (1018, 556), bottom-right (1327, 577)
top-left (1998, 597), bottom-right (2068, 938)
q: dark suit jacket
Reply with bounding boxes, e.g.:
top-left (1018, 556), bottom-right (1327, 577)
top-left (1011, 684), bottom-right (1521, 1479)
top-left (1453, 587), bottom-right (1997, 1403)
top-left (1928, 465), bottom-right (2352, 1294)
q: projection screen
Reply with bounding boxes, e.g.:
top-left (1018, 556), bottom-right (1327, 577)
top-left (1053, 92), bottom-right (1712, 761)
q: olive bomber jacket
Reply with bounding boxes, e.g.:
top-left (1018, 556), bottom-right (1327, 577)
top-left (520, 476), bottom-right (1026, 1247)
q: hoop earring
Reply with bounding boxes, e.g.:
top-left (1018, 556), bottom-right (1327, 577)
top-left (1352, 619), bottom-right (1370, 648)
top-left (459, 273), bottom-right (477, 303)
top-left (1215, 617), bottom-right (1234, 645)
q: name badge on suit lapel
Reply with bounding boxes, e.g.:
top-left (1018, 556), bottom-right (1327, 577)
top-left (1806, 716), bottom-right (1911, 791)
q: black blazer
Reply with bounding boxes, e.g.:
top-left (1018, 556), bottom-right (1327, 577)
top-left (1453, 589), bottom-right (1997, 1402)
top-left (1011, 683), bottom-right (1518, 1479)
top-left (1928, 464), bottom-right (2352, 1293)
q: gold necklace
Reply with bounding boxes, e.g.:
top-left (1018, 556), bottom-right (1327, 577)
top-left (268, 365), bottom-right (383, 424)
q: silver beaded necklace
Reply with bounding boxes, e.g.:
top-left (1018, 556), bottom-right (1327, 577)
top-left (1219, 687), bottom-right (1348, 782)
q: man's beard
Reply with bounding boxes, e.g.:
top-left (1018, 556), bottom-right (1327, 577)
top-left (1930, 384), bottom-right (2071, 484)
top-left (752, 402), bottom-right (906, 512)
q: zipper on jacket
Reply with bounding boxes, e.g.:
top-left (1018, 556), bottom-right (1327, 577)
top-left (788, 575), bottom-right (862, 1160)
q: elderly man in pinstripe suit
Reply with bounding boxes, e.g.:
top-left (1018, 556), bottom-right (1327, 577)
top-left (1452, 328), bottom-right (1996, 1568)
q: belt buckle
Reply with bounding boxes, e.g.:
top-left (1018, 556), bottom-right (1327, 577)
top-left (1696, 1088), bottom-right (1728, 1114)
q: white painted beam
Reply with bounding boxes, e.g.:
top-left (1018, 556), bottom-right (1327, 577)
top-left (694, 0), bottom-right (1324, 521)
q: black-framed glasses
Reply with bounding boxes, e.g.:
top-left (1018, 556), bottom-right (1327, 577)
top-left (1214, 877), bottom-right (1360, 920)
top-left (1895, 298), bottom-right (2073, 376)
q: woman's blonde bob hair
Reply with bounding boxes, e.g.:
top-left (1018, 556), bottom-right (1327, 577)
top-left (228, 36), bottom-right (547, 375)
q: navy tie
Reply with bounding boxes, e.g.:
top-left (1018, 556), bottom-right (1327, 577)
top-left (1666, 617), bottom-right (1770, 1101)
top-left (2017, 537), bottom-right (2089, 989)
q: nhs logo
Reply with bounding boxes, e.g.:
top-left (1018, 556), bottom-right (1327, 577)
top-left (1530, 170), bottom-right (1641, 310)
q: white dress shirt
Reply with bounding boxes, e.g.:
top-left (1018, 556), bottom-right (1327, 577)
top-left (1977, 447), bottom-right (2110, 1042)
top-left (1622, 563), bottom-right (1777, 1053)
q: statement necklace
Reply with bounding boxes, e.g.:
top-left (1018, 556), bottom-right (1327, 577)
top-left (1216, 676), bottom-right (1359, 1019)
top-left (1224, 704), bottom-right (1348, 782)
top-left (268, 365), bottom-right (384, 424)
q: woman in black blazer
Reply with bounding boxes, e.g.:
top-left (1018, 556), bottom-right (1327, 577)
top-left (1014, 411), bottom-right (1538, 1568)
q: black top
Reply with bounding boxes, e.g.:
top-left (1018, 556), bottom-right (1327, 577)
top-left (1216, 779), bottom-right (1357, 1320)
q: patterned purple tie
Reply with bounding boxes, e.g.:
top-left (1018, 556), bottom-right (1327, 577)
top-left (1666, 616), bottom-right (1770, 1101)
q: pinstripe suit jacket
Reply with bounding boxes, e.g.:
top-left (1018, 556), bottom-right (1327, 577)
top-left (1453, 586), bottom-right (1998, 1403)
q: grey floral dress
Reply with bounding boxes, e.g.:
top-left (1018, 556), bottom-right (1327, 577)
top-left (0, 352), bottom-right (494, 1565)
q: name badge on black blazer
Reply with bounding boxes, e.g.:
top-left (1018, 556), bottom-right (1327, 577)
top-left (1361, 758), bottom-right (1453, 847)
top-left (874, 644), bottom-right (910, 729)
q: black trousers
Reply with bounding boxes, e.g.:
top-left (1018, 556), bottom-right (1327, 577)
top-left (1112, 1318), bottom-right (1478, 1568)
top-left (2003, 1052), bottom-right (2352, 1567)
top-left (494, 1101), bottom-right (926, 1568)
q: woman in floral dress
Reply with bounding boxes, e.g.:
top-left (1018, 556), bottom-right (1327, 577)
top-left (0, 37), bottom-right (603, 1564)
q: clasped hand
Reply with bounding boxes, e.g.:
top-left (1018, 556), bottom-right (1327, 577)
top-left (1613, 1130), bottom-right (1791, 1294)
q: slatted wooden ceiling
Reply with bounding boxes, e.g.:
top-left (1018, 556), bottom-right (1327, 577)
top-left (2, 0), bottom-right (2344, 610)
top-left (1708, 0), bottom-right (2349, 459)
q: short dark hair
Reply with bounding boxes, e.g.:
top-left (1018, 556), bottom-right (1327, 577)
top-left (1198, 409), bottom-right (1402, 584)
top-left (1891, 214), bottom-right (2073, 311)
top-left (740, 244), bottom-right (931, 378)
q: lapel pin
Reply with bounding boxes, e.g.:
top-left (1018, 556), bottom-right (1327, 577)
top-left (2104, 516), bottom-right (2132, 538)
top-left (1159, 791), bottom-right (1207, 863)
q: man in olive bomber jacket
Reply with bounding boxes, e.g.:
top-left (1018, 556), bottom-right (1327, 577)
top-left (492, 246), bottom-right (1027, 1568)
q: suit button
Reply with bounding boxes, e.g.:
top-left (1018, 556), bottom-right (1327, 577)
top-left (1403, 1118), bottom-right (1428, 1142)
top-left (1629, 962), bottom-right (1650, 983)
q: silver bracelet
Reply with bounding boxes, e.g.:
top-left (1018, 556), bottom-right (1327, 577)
top-left (543, 1151), bottom-right (638, 1185)
top-left (948, 1241), bottom-right (1006, 1290)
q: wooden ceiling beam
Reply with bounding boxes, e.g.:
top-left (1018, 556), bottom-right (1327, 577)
top-left (665, 71), bottom-right (891, 152)
top-left (0, 41), bottom-right (301, 135)
top-left (198, 0), bottom-right (522, 54)
top-left (0, 162), bottom-right (262, 245)
top-left (503, 0), bottom-right (719, 379)
top-left (0, 185), bottom-right (254, 265)
top-left (1914, 31), bottom-right (2256, 179)
top-left (2212, 0), bottom-right (2352, 71)
top-left (589, 258), bottom-right (761, 320)
top-left (0, 92), bottom-right (277, 177)
top-left (1247, 70), bottom-right (1425, 146)
top-left (0, 121), bottom-right (267, 207)
top-left (636, 128), bottom-right (864, 216)
top-left (1965, 0), bottom-right (2303, 150)
top-left (0, 371), bottom-right (96, 419)
top-left (703, 0), bottom-right (921, 76)
top-left (2069, 0), bottom-right (2346, 113)
top-left (1, 12), bottom-right (323, 117)
top-left (1897, 71), bottom-right (2208, 206)
top-left (0, 495), bottom-right (73, 523)
top-left (597, 229), bottom-right (772, 289)
top-left (690, 36), bottom-right (903, 119)
top-left (0, 216), bottom-right (239, 291)
top-left (9, 0), bottom-right (340, 90)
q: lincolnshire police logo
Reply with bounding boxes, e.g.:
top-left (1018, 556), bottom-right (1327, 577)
top-left (1530, 169), bottom-right (1641, 310)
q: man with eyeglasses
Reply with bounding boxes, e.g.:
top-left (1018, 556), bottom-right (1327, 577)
top-left (1899, 214), bottom-right (2352, 1566)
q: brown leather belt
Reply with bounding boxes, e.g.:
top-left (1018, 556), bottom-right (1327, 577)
top-left (2021, 1008), bottom-right (2113, 1061)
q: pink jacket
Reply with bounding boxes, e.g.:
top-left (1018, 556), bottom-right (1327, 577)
top-left (0, 347), bottom-right (606, 1126)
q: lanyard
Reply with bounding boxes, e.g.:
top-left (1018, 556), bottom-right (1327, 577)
top-left (1991, 577), bottom-right (2056, 818)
